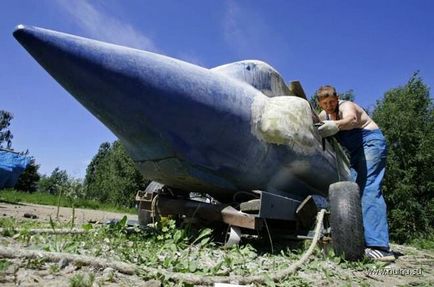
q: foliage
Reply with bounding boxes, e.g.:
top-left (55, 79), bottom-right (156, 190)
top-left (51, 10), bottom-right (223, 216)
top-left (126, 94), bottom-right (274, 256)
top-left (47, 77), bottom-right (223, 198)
top-left (371, 73), bottom-right (434, 243)
top-left (84, 142), bottom-right (110, 189)
top-left (0, 110), bottom-right (13, 149)
top-left (409, 233), bottom-right (434, 250)
top-left (339, 89), bottom-right (355, 102)
top-left (69, 272), bottom-right (95, 287)
top-left (0, 217), bottom-right (410, 286)
top-left (0, 217), bottom-right (279, 280)
top-left (0, 259), bottom-right (11, 272)
top-left (37, 167), bottom-right (69, 195)
top-left (84, 141), bottom-right (148, 208)
top-left (15, 159), bottom-right (41, 192)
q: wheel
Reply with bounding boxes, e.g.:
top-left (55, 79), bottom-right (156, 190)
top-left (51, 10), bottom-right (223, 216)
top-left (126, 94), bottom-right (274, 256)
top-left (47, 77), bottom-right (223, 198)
top-left (138, 203), bottom-right (152, 226)
top-left (137, 181), bottom-right (164, 227)
top-left (329, 181), bottom-right (364, 261)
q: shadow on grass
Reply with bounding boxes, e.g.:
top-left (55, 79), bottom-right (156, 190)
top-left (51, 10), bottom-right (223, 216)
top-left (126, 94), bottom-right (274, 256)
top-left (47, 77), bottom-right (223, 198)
top-left (208, 221), bottom-right (306, 255)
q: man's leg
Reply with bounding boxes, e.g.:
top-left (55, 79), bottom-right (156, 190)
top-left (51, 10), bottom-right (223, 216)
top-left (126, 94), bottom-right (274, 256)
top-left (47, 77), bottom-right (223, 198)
top-left (360, 137), bottom-right (390, 249)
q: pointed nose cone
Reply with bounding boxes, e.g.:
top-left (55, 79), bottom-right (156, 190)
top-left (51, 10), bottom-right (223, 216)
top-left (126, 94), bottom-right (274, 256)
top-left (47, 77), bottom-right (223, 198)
top-left (13, 25), bottom-right (258, 171)
top-left (14, 25), bottom-right (177, 160)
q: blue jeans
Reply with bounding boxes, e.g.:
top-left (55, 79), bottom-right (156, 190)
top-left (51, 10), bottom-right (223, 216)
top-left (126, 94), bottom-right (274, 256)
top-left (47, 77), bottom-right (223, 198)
top-left (336, 129), bottom-right (390, 249)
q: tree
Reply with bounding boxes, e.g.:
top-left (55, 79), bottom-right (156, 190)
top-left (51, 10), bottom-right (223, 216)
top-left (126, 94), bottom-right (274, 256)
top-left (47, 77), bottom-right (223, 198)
top-left (15, 159), bottom-right (41, 192)
top-left (0, 110), bottom-right (13, 149)
top-left (38, 167), bottom-right (69, 195)
top-left (371, 73), bottom-right (434, 243)
top-left (84, 141), bottom-right (148, 207)
top-left (338, 89), bottom-right (355, 102)
top-left (84, 142), bottom-right (111, 198)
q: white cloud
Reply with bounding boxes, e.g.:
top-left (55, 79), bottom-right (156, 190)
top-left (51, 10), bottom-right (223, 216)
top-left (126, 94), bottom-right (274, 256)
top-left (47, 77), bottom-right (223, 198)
top-left (222, 0), bottom-right (290, 66)
top-left (54, 0), bottom-right (158, 52)
top-left (223, 0), bottom-right (270, 57)
top-left (223, 0), bottom-right (248, 55)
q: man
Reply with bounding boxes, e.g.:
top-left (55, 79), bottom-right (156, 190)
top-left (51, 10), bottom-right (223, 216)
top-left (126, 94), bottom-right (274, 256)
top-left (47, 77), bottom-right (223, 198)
top-left (316, 85), bottom-right (395, 262)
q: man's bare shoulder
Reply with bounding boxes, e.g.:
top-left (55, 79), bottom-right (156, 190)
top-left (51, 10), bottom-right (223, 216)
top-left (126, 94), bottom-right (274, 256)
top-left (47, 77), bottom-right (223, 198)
top-left (339, 100), bottom-right (358, 112)
top-left (339, 100), bottom-right (355, 107)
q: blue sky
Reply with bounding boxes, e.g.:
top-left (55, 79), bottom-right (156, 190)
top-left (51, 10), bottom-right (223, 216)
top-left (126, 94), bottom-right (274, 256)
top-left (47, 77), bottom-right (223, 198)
top-left (1, 0), bottom-right (434, 178)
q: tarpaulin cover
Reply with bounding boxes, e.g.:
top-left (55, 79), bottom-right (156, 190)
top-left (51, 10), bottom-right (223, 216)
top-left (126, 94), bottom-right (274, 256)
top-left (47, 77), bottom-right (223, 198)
top-left (0, 150), bottom-right (31, 189)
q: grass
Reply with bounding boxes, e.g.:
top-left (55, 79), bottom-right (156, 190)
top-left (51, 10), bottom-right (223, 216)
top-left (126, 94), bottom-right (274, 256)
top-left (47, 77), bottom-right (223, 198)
top-left (69, 272), bottom-right (95, 287)
top-left (408, 232), bottom-right (434, 250)
top-left (0, 259), bottom-right (11, 272)
top-left (0, 216), bottom-right (385, 287)
top-left (3, 215), bottom-right (433, 286)
top-left (0, 189), bottom-right (135, 214)
top-left (1, 197), bottom-right (430, 286)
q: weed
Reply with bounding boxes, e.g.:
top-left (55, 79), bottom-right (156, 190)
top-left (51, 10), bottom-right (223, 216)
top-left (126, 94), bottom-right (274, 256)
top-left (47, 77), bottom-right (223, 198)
top-left (69, 272), bottom-right (95, 287)
top-left (409, 232), bottom-right (434, 250)
top-left (25, 257), bottom-right (46, 269)
top-left (0, 218), bottom-right (19, 239)
top-left (20, 231), bottom-right (32, 246)
top-left (0, 217), bottom-right (51, 230)
top-left (49, 263), bottom-right (60, 274)
top-left (2, 215), bottom-right (411, 286)
top-left (0, 259), bottom-right (11, 272)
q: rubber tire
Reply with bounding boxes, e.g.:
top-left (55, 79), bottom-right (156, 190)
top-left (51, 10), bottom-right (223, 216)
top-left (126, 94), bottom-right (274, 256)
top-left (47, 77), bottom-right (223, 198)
top-left (329, 181), bottom-right (365, 261)
top-left (138, 181), bottom-right (164, 227)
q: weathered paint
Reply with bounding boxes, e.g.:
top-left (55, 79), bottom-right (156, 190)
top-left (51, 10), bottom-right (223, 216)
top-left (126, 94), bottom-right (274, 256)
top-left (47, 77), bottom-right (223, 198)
top-left (252, 96), bottom-right (317, 152)
top-left (211, 60), bottom-right (292, 98)
top-left (13, 25), bottom-right (350, 202)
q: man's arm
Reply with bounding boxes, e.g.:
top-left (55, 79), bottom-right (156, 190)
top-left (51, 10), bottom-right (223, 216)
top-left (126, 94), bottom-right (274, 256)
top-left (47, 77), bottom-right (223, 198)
top-left (335, 102), bottom-right (360, 130)
top-left (317, 102), bottom-right (361, 137)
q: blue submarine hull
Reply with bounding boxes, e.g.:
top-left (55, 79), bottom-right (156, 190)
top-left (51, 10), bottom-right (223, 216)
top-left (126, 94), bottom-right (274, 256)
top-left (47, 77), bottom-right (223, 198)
top-left (13, 25), bottom-right (350, 202)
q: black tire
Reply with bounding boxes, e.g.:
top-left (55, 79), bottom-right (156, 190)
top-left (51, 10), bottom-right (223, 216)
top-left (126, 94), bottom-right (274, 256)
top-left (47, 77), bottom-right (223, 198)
top-left (329, 181), bottom-right (364, 261)
top-left (138, 181), bottom-right (164, 226)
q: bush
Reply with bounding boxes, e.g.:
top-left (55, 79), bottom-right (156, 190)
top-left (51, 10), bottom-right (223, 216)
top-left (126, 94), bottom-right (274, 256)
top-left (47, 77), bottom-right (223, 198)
top-left (84, 141), bottom-right (148, 208)
top-left (15, 159), bottom-right (40, 192)
top-left (372, 73), bottom-right (434, 243)
top-left (37, 167), bottom-right (69, 195)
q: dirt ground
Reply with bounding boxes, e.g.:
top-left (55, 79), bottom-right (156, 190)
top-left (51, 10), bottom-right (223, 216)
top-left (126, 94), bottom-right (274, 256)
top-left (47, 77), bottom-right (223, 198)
top-left (0, 201), bottom-right (433, 286)
top-left (0, 201), bottom-right (138, 225)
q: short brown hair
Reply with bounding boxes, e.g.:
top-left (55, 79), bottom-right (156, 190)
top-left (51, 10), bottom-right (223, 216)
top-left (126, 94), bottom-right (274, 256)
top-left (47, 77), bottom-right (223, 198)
top-left (316, 85), bottom-right (337, 101)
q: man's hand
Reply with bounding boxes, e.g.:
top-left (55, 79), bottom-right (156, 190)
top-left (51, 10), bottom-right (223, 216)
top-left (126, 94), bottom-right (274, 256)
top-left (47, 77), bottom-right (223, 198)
top-left (318, 120), bottom-right (339, 137)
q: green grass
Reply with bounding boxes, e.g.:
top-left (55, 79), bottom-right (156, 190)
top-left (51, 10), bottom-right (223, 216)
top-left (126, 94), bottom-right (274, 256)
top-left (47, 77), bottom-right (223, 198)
top-left (5, 216), bottom-right (375, 286)
top-left (0, 189), bottom-right (135, 214)
top-left (0, 216), bottom-right (390, 286)
top-left (408, 232), bottom-right (434, 250)
top-left (3, 217), bottom-right (305, 283)
top-left (0, 259), bottom-right (12, 272)
top-left (69, 272), bottom-right (95, 287)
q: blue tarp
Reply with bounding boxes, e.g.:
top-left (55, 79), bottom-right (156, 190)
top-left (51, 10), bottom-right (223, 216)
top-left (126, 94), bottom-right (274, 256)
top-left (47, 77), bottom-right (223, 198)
top-left (0, 149), bottom-right (31, 189)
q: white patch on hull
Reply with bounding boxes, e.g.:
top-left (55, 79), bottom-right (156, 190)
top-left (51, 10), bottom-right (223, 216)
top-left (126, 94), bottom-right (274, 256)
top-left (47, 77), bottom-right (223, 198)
top-left (251, 95), bottom-right (317, 154)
